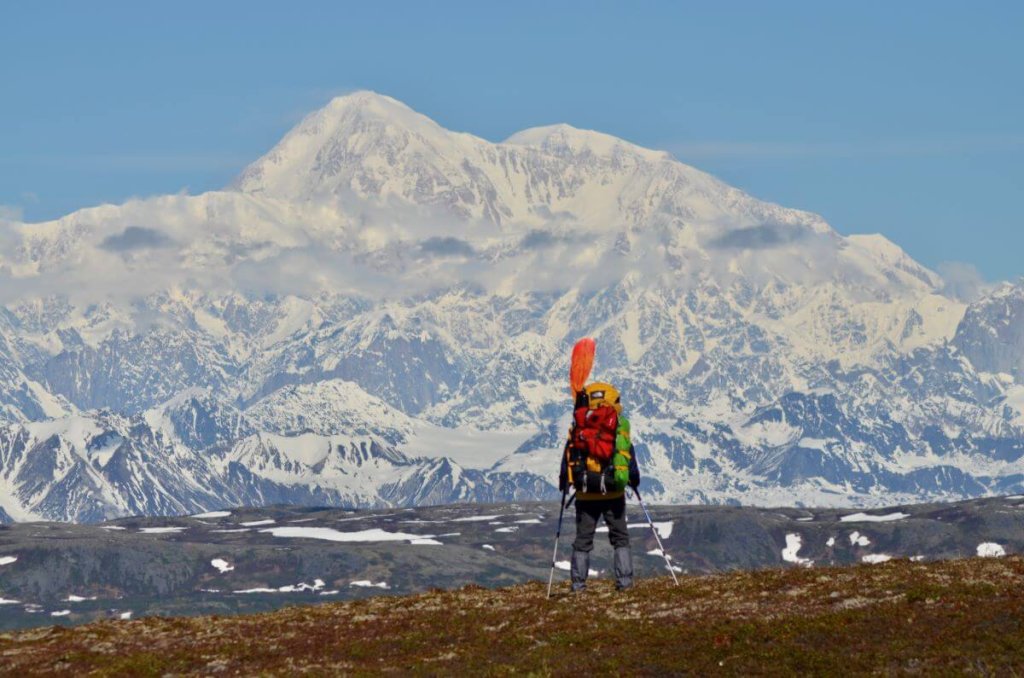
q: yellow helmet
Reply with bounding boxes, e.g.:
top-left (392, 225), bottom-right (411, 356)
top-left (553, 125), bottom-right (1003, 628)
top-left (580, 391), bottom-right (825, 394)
top-left (584, 382), bottom-right (621, 413)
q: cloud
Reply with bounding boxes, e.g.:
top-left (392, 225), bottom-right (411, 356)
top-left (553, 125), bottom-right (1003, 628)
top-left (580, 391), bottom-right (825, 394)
top-left (418, 236), bottom-right (476, 257)
top-left (706, 223), bottom-right (809, 250)
top-left (519, 230), bottom-right (560, 250)
top-left (100, 226), bottom-right (176, 252)
top-left (0, 204), bottom-right (23, 222)
top-left (937, 261), bottom-right (991, 302)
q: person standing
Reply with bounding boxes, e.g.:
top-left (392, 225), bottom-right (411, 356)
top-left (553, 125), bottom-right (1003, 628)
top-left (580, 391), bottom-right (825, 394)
top-left (559, 382), bottom-right (640, 592)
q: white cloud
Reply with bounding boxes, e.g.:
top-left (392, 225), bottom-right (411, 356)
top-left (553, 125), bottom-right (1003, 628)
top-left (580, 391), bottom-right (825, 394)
top-left (0, 204), bottom-right (23, 222)
top-left (937, 261), bottom-right (991, 302)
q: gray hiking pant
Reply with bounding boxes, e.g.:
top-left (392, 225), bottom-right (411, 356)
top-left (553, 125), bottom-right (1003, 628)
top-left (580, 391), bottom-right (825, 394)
top-left (571, 495), bottom-right (633, 590)
top-left (572, 495), bottom-right (629, 552)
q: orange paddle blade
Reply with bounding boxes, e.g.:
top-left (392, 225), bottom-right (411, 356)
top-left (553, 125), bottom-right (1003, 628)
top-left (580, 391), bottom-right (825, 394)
top-left (569, 337), bottom-right (596, 393)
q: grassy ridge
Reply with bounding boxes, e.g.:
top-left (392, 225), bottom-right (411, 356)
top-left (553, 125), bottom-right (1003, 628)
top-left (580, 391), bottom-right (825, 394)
top-left (2, 556), bottom-right (1023, 676)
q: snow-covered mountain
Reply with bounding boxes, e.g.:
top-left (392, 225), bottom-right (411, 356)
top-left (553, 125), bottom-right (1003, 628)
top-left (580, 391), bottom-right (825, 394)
top-left (0, 91), bottom-right (1021, 522)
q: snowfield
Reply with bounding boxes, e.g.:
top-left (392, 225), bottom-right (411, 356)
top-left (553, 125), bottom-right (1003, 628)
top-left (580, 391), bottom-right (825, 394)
top-left (597, 521), bottom-right (673, 539)
top-left (259, 526), bottom-right (440, 544)
top-left (840, 512), bottom-right (910, 523)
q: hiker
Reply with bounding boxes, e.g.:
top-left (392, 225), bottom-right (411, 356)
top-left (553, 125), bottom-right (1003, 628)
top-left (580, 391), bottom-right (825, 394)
top-left (559, 382), bottom-right (640, 592)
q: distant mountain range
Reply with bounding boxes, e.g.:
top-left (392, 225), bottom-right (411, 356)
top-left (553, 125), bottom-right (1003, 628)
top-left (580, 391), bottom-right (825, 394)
top-left (1, 91), bottom-right (1023, 521)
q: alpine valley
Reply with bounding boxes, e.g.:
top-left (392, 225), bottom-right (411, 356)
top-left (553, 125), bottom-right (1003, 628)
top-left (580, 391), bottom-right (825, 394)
top-left (1, 92), bottom-right (1023, 523)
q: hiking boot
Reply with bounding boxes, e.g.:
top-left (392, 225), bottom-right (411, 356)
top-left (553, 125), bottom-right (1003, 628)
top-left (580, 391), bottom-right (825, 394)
top-left (570, 549), bottom-right (590, 592)
top-left (613, 547), bottom-right (634, 590)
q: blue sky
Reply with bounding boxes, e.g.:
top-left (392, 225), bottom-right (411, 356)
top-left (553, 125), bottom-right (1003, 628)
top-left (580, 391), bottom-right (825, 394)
top-left (2, 1), bottom-right (1021, 281)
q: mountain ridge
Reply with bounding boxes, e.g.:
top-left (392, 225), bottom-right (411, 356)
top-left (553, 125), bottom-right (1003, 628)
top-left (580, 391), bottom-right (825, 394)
top-left (0, 92), bottom-right (1022, 521)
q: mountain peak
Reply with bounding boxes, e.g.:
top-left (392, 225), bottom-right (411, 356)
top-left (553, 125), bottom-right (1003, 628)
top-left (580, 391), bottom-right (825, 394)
top-left (230, 91), bottom-right (457, 199)
top-left (317, 90), bottom-right (427, 127)
top-left (504, 123), bottom-right (669, 161)
top-left (325, 90), bottom-right (409, 109)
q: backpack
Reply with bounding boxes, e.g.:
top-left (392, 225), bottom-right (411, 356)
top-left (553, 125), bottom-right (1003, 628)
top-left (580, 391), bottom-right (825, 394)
top-left (566, 382), bottom-right (633, 494)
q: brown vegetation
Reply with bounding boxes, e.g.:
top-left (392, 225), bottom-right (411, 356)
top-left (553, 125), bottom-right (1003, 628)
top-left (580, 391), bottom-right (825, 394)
top-left (2, 556), bottom-right (1023, 676)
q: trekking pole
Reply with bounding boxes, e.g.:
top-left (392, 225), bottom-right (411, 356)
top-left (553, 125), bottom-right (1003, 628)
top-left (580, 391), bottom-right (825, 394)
top-left (546, 489), bottom-right (573, 599)
top-left (633, 488), bottom-right (679, 586)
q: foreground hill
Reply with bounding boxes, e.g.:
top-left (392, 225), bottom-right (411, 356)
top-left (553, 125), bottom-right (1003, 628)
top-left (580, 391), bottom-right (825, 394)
top-left (2, 556), bottom-right (1022, 675)
top-left (0, 496), bottom-right (1019, 631)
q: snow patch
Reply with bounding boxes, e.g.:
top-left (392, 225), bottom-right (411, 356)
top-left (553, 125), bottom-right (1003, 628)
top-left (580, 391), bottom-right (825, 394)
top-left (596, 521), bottom-right (673, 539)
top-left (0, 556), bottom-right (17, 566)
top-left (65, 594), bottom-right (97, 602)
top-left (239, 519), bottom-right (276, 527)
top-left (554, 560), bottom-right (599, 577)
top-left (861, 554), bottom-right (892, 564)
top-left (849, 531), bottom-right (870, 547)
top-left (260, 526), bottom-right (437, 544)
top-left (350, 580), bottom-right (390, 589)
top-left (235, 578), bottom-right (326, 594)
top-left (977, 542), bottom-right (1006, 558)
top-left (211, 558), bottom-right (234, 573)
top-left (840, 512), bottom-right (910, 523)
top-left (119, 611), bottom-right (133, 620)
top-left (482, 544), bottom-right (495, 551)
top-left (191, 511), bottom-right (231, 519)
top-left (50, 610), bottom-right (70, 617)
top-left (138, 527), bottom-right (186, 534)
top-left (781, 533), bottom-right (813, 567)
